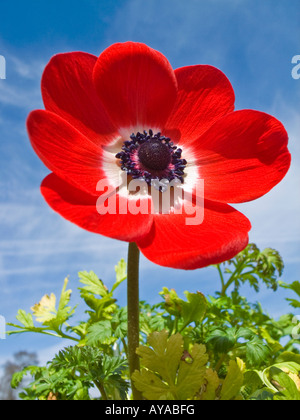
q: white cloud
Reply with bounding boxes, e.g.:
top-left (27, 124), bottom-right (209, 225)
top-left (0, 53), bottom-right (45, 110)
top-left (0, 81), bottom-right (41, 109)
top-left (8, 55), bottom-right (45, 81)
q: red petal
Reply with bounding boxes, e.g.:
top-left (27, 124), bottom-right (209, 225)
top-left (27, 110), bottom-right (107, 195)
top-left (193, 110), bottom-right (291, 203)
top-left (163, 65), bottom-right (235, 144)
top-left (42, 52), bottom-right (117, 145)
top-left (93, 42), bottom-right (178, 129)
top-left (137, 200), bottom-right (251, 270)
top-left (41, 173), bottom-right (153, 242)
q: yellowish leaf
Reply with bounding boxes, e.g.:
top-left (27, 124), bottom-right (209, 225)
top-left (132, 330), bottom-right (208, 400)
top-left (198, 369), bottom-right (220, 400)
top-left (31, 293), bottom-right (57, 323)
top-left (236, 357), bottom-right (246, 373)
top-left (220, 360), bottom-right (244, 400)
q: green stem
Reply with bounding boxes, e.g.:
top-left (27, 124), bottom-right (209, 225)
top-left (56, 330), bottom-right (80, 342)
top-left (172, 316), bottom-right (179, 334)
top-left (217, 265), bottom-right (225, 295)
top-left (220, 261), bottom-right (245, 296)
top-left (127, 242), bottom-right (143, 400)
top-left (94, 381), bottom-right (108, 400)
top-left (215, 353), bottom-right (227, 372)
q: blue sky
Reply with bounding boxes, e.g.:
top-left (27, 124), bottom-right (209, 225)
top-left (0, 0), bottom-right (299, 365)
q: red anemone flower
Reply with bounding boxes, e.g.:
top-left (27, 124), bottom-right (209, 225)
top-left (27, 42), bottom-right (291, 270)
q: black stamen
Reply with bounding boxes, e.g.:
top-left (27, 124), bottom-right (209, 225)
top-left (115, 130), bottom-right (187, 190)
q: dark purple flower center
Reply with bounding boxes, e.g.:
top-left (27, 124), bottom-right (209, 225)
top-left (115, 130), bottom-right (187, 191)
top-left (138, 139), bottom-right (171, 171)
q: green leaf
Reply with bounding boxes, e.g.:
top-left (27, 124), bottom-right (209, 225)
top-left (111, 259), bottom-right (127, 293)
top-left (280, 280), bottom-right (300, 297)
top-left (220, 360), bottom-right (244, 400)
top-left (57, 278), bottom-right (75, 321)
top-left (140, 310), bottom-right (168, 336)
top-left (162, 289), bottom-right (207, 324)
top-left (160, 288), bottom-right (207, 331)
top-left (78, 271), bottom-right (108, 297)
top-left (111, 307), bottom-right (128, 339)
top-left (11, 366), bottom-right (41, 389)
top-left (276, 352), bottom-right (300, 365)
top-left (222, 244), bottom-right (284, 294)
top-left (132, 330), bottom-right (208, 400)
top-left (242, 370), bottom-right (264, 399)
top-left (85, 320), bottom-right (115, 346)
top-left (207, 326), bottom-right (270, 367)
top-left (21, 346), bottom-right (128, 400)
top-left (271, 362), bottom-right (300, 392)
top-left (160, 288), bottom-right (183, 317)
top-left (269, 367), bottom-right (300, 400)
top-left (181, 291), bottom-right (207, 327)
top-left (249, 389), bottom-right (274, 400)
top-left (206, 327), bottom-right (237, 353)
top-left (80, 293), bottom-right (117, 320)
top-left (246, 336), bottom-right (271, 367)
top-left (15, 309), bottom-right (35, 329)
top-left (280, 280), bottom-right (300, 308)
top-left (286, 299), bottom-right (300, 308)
top-left (78, 271), bottom-right (118, 322)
